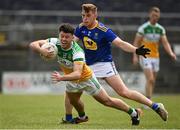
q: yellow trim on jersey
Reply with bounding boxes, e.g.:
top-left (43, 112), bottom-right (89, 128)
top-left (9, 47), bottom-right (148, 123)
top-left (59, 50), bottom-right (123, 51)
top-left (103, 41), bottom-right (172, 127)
top-left (97, 24), bottom-right (108, 32)
top-left (79, 23), bottom-right (84, 28)
top-left (141, 40), bottom-right (159, 58)
top-left (74, 61), bottom-right (84, 64)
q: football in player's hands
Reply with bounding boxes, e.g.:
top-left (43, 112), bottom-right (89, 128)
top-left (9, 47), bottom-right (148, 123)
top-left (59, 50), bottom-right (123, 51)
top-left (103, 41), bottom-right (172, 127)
top-left (40, 42), bottom-right (58, 61)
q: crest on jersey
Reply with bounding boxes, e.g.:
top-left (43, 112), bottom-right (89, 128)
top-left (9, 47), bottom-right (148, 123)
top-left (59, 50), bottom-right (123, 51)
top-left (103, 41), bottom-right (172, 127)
top-left (83, 37), bottom-right (97, 50)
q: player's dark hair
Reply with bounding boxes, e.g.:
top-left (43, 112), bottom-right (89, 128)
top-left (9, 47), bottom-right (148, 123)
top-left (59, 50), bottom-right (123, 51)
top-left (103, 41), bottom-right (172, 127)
top-left (82, 3), bottom-right (97, 13)
top-left (58, 23), bottom-right (74, 35)
top-left (149, 6), bottom-right (160, 13)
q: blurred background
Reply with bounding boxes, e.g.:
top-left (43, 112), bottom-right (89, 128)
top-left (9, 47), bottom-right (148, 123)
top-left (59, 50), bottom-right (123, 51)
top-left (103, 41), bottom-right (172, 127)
top-left (0, 0), bottom-right (180, 94)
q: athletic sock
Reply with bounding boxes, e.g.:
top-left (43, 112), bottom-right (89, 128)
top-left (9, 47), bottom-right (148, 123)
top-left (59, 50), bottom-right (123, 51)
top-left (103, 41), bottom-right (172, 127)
top-left (152, 103), bottom-right (159, 111)
top-left (128, 108), bottom-right (137, 117)
top-left (65, 114), bottom-right (72, 121)
top-left (78, 112), bottom-right (86, 119)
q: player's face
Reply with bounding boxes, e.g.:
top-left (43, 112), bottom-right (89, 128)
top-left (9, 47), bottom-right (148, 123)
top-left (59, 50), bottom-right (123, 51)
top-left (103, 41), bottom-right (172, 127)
top-left (59, 31), bottom-right (74, 50)
top-left (149, 11), bottom-right (160, 25)
top-left (82, 10), bottom-right (97, 28)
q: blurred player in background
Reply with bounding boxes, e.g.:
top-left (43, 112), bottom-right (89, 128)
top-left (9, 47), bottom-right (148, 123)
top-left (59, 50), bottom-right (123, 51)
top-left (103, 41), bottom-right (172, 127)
top-left (30, 23), bottom-right (143, 125)
top-left (133, 7), bottom-right (177, 108)
top-left (63, 3), bottom-right (168, 123)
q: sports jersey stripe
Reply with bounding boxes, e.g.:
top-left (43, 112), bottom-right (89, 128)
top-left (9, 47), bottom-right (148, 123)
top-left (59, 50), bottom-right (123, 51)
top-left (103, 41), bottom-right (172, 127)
top-left (74, 58), bottom-right (84, 61)
top-left (90, 77), bottom-right (101, 89)
top-left (111, 62), bottom-right (118, 75)
top-left (96, 26), bottom-right (108, 32)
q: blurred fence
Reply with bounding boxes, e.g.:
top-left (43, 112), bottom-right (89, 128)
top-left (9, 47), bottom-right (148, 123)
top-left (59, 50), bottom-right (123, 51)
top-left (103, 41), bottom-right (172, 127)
top-left (0, 10), bottom-right (180, 93)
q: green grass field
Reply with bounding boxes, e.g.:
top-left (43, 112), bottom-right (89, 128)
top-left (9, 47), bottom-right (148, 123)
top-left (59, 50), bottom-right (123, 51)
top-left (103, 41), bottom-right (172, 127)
top-left (0, 94), bottom-right (180, 129)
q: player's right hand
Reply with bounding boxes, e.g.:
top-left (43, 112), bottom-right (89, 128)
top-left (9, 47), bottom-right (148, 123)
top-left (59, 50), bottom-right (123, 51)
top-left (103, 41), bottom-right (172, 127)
top-left (135, 45), bottom-right (151, 58)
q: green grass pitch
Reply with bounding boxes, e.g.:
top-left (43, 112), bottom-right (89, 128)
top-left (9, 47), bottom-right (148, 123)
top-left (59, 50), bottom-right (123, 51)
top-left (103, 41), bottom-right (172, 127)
top-left (0, 94), bottom-right (180, 129)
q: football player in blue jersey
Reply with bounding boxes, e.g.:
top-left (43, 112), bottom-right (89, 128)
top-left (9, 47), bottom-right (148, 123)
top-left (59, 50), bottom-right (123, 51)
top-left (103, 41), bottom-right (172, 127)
top-left (63, 3), bottom-right (168, 124)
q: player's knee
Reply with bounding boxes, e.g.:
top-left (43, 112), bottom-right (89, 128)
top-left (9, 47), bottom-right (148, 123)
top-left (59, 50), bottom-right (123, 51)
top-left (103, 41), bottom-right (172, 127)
top-left (147, 78), bottom-right (155, 85)
top-left (119, 89), bottom-right (130, 98)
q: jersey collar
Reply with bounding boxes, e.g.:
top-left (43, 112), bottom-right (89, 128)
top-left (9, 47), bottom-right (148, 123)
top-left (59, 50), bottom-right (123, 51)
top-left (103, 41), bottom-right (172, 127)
top-left (148, 21), bottom-right (157, 27)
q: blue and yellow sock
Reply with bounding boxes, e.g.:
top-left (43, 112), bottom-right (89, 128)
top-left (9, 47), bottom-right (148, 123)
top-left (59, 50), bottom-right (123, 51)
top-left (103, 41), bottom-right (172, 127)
top-left (65, 114), bottom-right (72, 121)
top-left (152, 103), bottom-right (159, 111)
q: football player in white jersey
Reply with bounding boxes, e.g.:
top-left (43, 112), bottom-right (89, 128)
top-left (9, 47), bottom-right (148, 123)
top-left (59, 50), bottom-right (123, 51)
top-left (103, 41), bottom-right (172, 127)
top-left (30, 23), bottom-right (144, 125)
top-left (133, 7), bottom-right (177, 105)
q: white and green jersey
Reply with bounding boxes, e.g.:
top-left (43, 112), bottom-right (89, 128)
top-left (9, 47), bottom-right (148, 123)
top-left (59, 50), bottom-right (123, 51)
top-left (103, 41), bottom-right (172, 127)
top-left (137, 21), bottom-right (165, 58)
top-left (47, 38), bottom-right (92, 82)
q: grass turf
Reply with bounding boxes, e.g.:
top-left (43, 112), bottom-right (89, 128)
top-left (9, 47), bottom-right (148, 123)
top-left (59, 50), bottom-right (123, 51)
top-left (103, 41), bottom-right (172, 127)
top-left (0, 94), bottom-right (180, 129)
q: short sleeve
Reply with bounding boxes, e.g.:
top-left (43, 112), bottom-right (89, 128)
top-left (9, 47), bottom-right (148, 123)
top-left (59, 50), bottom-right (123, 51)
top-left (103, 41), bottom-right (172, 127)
top-left (73, 51), bottom-right (85, 62)
top-left (47, 38), bottom-right (59, 45)
top-left (105, 29), bottom-right (117, 42)
top-left (161, 26), bottom-right (166, 35)
top-left (137, 26), bottom-right (144, 36)
top-left (74, 26), bottom-right (82, 40)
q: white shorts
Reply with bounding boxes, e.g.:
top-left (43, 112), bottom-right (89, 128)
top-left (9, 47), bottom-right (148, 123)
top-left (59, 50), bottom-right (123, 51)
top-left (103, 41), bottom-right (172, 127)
top-left (139, 57), bottom-right (160, 72)
top-left (89, 62), bottom-right (118, 78)
top-left (66, 74), bottom-right (102, 95)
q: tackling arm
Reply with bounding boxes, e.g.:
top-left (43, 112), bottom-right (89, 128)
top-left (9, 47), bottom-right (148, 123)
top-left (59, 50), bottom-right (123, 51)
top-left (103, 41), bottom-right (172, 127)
top-left (112, 37), bottom-right (150, 58)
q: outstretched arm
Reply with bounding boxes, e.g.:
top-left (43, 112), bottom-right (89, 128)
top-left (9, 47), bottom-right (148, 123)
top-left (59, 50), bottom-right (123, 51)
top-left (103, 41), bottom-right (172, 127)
top-left (112, 37), bottom-right (150, 58)
top-left (51, 61), bottom-right (83, 83)
top-left (132, 34), bottom-right (143, 65)
top-left (161, 35), bottom-right (177, 61)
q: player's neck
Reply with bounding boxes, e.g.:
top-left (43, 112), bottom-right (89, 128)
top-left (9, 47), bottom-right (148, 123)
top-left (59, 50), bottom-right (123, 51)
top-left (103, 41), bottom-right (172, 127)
top-left (149, 20), bottom-right (157, 25)
top-left (87, 20), bottom-right (98, 29)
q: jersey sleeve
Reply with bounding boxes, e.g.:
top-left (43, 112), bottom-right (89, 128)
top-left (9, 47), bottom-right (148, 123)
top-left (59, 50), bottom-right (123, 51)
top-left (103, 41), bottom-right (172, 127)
top-left (74, 25), bottom-right (82, 40)
top-left (137, 25), bottom-right (144, 36)
top-left (73, 51), bottom-right (85, 62)
top-left (161, 26), bottom-right (166, 35)
top-left (47, 38), bottom-right (59, 45)
top-left (105, 29), bottom-right (117, 42)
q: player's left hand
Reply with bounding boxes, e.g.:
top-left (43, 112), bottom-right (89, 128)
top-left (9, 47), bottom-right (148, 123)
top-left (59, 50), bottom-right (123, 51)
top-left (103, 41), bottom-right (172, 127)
top-left (51, 71), bottom-right (63, 83)
top-left (136, 45), bottom-right (151, 58)
top-left (171, 53), bottom-right (177, 61)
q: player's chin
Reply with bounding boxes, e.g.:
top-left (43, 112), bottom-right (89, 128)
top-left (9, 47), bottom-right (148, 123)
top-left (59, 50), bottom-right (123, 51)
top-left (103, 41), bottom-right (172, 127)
top-left (83, 22), bottom-right (89, 26)
top-left (61, 43), bottom-right (67, 47)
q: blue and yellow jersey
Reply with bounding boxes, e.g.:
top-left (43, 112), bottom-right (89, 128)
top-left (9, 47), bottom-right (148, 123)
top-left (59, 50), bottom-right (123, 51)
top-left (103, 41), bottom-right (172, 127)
top-left (74, 21), bottom-right (117, 65)
top-left (47, 38), bottom-right (92, 82)
top-left (137, 21), bottom-right (166, 58)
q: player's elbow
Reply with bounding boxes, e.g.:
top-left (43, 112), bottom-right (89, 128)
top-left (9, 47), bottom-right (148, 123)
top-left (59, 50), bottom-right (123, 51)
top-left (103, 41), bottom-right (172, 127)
top-left (29, 42), bottom-right (33, 49)
top-left (29, 42), bottom-right (36, 49)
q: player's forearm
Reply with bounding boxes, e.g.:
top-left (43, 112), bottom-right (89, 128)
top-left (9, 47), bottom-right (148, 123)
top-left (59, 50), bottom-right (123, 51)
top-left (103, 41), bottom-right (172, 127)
top-left (29, 41), bottom-right (42, 53)
top-left (119, 40), bottom-right (137, 53)
top-left (164, 42), bottom-right (174, 56)
top-left (113, 37), bottom-right (136, 53)
top-left (61, 71), bottom-right (82, 81)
